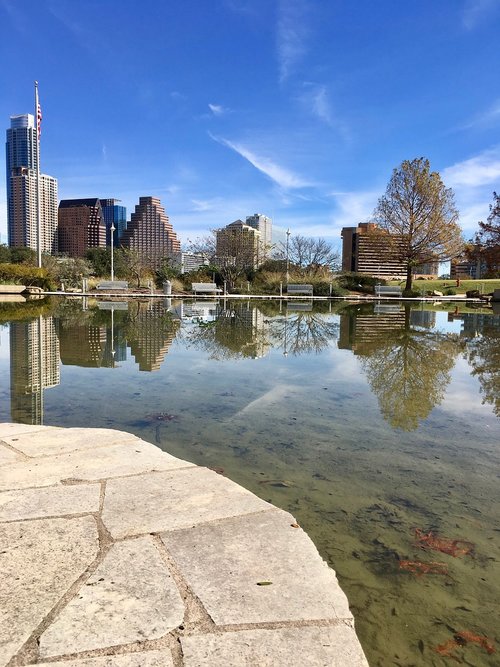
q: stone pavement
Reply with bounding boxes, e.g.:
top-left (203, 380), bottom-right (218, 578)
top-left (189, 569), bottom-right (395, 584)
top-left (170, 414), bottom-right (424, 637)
top-left (0, 423), bottom-right (369, 666)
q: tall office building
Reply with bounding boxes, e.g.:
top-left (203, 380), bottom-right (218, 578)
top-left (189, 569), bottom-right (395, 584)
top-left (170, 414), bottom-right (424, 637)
top-left (120, 196), bottom-right (181, 269)
top-left (58, 198), bottom-right (106, 257)
top-left (100, 198), bottom-right (127, 245)
top-left (246, 213), bottom-right (272, 250)
top-left (6, 114), bottom-right (58, 252)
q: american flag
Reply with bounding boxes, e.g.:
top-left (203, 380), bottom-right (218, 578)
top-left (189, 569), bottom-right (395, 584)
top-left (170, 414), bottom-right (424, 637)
top-left (37, 102), bottom-right (42, 139)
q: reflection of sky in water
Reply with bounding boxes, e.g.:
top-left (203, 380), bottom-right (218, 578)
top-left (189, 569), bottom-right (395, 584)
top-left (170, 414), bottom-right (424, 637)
top-left (1, 299), bottom-right (499, 666)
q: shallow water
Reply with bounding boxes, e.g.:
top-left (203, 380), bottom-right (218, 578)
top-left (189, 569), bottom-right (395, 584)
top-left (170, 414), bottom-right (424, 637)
top-left (1, 297), bottom-right (499, 666)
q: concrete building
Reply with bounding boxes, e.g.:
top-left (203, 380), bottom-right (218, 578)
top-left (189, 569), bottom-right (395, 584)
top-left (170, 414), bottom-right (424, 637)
top-left (341, 222), bottom-right (438, 278)
top-left (169, 251), bottom-right (209, 274)
top-left (6, 114), bottom-right (58, 252)
top-left (58, 198), bottom-right (106, 257)
top-left (120, 197), bottom-right (181, 269)
top-left (100, 198), bottom-right (127, 245)
top-left (450, 256), bottom-right (483, 280)
top-left (216, 220), bottom-right (261, 269)
top-left (9, 169), bottom-right (58, 253)
top-left (246, 213), bottom-right (272, 250)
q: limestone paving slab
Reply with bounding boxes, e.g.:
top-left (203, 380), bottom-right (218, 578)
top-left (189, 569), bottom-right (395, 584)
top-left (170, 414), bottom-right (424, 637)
top-left (37, 651), bottom-right (174, 667)
top-left (1, 427), bottom-right (140, 458)
top-left (0, 445), bottom-right (23, 466)
top-left (0, 440), bottom-right (193, 492)
top-left (0, 483), bottom-right (100, 522)
top-left (102, 467), bottom-right (272, 538)
top-left (161, 509), bottom-right (353, 626)
top-left (182, 626), bottom-right (369, 666)
top-left (39, 536), bottom-right (184, 658)
top-left (0, 516), bottom-right (99, 667)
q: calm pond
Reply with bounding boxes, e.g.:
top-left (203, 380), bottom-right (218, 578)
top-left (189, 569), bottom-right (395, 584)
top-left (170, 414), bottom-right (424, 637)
top-left (1, 296), bottom-right (499, 666)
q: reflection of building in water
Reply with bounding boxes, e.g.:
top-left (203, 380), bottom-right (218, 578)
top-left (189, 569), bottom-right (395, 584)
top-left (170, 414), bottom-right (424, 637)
top-left (59, 323), bottom-right (107, 367)
top-left (409, 310), bottom-right (436, 329)
top-left (128, 301), bottom-right (178, 371)
top-left (102, 328), bottom-right (127, 367)
top-left (459, 313), bottom-right (500, 338)
top-left (10, 317), bottom-right (60, 424)
top-left (338, 308), bottom-right (406, 354)
top-left (181, 302), bottom-right (220, 322)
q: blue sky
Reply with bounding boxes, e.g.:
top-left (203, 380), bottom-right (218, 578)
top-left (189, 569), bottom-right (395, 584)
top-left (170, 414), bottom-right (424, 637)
top-left (1, 0), bottom-right (499, 250)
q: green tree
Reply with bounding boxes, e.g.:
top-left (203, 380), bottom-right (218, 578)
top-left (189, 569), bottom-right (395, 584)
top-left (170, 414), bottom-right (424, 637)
top-left (472, 192), bottom-right (500, 277)
top-left (85, 247), bottom-right (112, 277)
top-left (0, 245), bottom-right (37, 265)
top-left (374, 158), bottom-right (463, 291)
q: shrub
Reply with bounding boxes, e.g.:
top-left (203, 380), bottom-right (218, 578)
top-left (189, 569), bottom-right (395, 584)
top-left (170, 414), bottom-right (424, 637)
top-left (445, 288), bottom-right (456, 296)
top-left (312, 281), bottom-right (347, 296)
top-left (402, 288), bottom-right (421, 298)
top-left (337, 272), bottom-right (386, 293)
top-left (0, 263), bottom-right (55, 290)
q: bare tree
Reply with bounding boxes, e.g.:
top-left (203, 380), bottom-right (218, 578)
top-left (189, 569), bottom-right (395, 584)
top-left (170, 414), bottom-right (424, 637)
top-left (188, 227), bottom-right (258, 290)
top-left (121, 248), bottom-right (153, 288)
top-left (373, 158), bottom-right (463, 291)
top-left (275, 235), bottom-right (340, 276)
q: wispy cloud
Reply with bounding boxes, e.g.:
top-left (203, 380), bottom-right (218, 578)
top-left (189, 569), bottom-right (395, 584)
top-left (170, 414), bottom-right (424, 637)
top-left (190, 198), bottom-right (220, 212)
top-left (462, 0), bottom-right (500, 29)
top-left (170, 91), bottom-right (187, 102)
top-left (311, 86), bottom-right (333, 125)
top-left (458, 99), bottom-right (500, 130)
top-left (276, 0), bottom-right (309, 83)
top-left (209, 132), bottom-right (312, 189)
top-left (441, 147), bottom-right (500, 235)
top-left (208, 103), bottom-right (231, 116)
top-left (0, 0), bottom-right (28, 34)
top-left (442, 146), bottom-right (500, 187)
top-left (328, 190), bottom-right (381, 234)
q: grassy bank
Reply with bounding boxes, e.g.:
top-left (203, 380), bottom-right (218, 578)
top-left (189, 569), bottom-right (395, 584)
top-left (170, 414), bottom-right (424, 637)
top-left (388, 278), bottom-right (500, 294)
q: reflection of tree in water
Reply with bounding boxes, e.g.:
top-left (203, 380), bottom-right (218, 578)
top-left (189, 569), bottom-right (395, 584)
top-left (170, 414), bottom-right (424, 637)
top-left (270, 313), bottom-right (339, 356)
top-left (465, 321), bottom-right (500, 417)
top-left (356, 307), bottom-right (462, 430)
top-left (186, 304), bottom-right (270, 359)
top-left (186, 304), bottom-right (339, 359)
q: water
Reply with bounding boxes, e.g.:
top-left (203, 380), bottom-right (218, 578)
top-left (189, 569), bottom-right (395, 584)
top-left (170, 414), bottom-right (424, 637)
top-left (1, 296), bottom-right (499, 666)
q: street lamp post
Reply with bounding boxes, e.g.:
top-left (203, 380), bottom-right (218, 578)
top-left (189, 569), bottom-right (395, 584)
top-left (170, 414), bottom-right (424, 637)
top-left (110, 223), bottom-right (115, 282)
top-left (285, 228), bottom-right (291, 284)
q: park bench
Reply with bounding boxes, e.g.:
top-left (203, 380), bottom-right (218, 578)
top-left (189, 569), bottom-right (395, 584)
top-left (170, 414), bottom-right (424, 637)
top-left (96, 281), bottom-right (129, 291)
top-left (191, 282), bottom-right (222, 295)
top-left (286, 284), bottom-right (313, 296)
top-left (374, 285), bottom-right (402, 298)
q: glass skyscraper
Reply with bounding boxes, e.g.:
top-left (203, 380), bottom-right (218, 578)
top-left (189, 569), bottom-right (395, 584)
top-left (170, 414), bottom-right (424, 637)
top-left (5, 113), bottom-right (58, 252)
top-left (100, 198), bottom-right (127, 246)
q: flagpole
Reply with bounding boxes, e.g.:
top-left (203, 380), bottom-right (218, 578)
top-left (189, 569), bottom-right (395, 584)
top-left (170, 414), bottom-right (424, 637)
top-left (35, 80), bottom-right (42, 268)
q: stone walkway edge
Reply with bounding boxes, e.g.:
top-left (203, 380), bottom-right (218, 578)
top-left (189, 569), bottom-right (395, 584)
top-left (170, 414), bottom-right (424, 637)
top-left (0, 423), bottom-right (369, 666)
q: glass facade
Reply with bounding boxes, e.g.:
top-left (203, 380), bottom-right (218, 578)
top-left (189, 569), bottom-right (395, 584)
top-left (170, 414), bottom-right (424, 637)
top-left (100, 198), bottom-right (127, 246)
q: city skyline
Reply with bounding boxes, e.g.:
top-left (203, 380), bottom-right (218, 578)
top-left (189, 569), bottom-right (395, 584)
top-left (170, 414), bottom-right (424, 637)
top-left (1, 1), bottom-right (499, 249)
